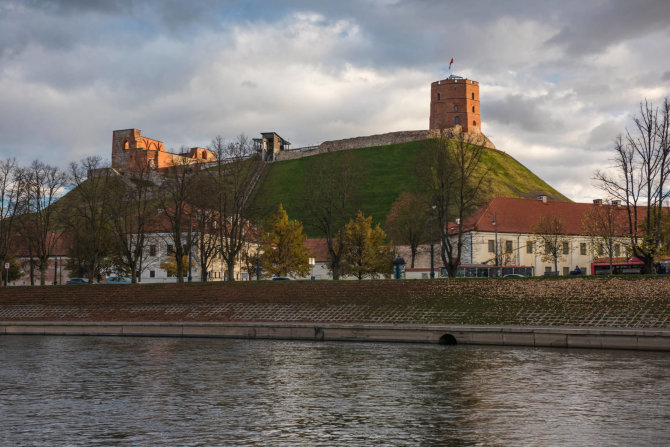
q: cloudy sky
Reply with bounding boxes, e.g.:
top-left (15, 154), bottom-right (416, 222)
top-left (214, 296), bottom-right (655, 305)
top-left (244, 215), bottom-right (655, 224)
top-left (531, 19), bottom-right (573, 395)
top-left (1, 0), bottom-right (669, 202)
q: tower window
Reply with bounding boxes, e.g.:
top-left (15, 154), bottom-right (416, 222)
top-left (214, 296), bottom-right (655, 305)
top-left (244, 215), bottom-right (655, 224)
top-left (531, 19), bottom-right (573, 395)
top-left (472, 106), bottom-right (475, 113)
top-left (454, 105), bottom-right (459, 112)
top-left (471, 93), bottom-right (475, 100)
top-left (455, 116), bottom-right (460, 124)
top-left (437, 93), bottom-right (441, 100)
top-left (473, 121), bottom-right (476, 126)
top-left (123, 140), bottom-right (129, 150)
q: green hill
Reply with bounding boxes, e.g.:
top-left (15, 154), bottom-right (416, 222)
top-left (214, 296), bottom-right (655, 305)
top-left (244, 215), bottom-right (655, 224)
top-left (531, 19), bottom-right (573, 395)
top-left (251, 139), bottom-right (568, 237)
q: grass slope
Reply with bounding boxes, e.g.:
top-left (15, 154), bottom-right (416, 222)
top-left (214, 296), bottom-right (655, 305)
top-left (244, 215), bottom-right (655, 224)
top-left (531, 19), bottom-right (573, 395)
top-left (252, 139), bottom-right (568, 236)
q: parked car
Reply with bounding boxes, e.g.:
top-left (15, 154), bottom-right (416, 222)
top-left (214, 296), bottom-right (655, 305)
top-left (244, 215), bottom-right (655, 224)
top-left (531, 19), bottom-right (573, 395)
top-left (106, 276), bottom-right (132, 284)
top-left (271, 276), bottom-right (293, 281)
top-left (66, 278), bottom-right (89, 285)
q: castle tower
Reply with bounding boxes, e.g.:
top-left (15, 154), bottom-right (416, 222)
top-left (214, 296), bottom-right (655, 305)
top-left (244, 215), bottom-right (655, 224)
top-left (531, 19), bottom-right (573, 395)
top-left (429, 76), bottom-right (481, 134)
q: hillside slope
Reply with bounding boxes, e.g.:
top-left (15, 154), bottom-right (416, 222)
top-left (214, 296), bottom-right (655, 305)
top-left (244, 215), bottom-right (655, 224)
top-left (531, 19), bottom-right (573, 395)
top-left (251, 139), bottom-right (568, 237)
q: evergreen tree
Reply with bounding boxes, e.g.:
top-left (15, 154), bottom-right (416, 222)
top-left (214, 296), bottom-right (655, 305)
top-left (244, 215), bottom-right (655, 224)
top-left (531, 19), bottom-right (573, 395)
top-left (261, 204), bottom-right (310, 278)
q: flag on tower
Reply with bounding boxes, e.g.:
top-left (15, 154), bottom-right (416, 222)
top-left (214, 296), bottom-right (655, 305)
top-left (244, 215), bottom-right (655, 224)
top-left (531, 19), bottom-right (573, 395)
top-left (449, 57), bottom-right (454, 70)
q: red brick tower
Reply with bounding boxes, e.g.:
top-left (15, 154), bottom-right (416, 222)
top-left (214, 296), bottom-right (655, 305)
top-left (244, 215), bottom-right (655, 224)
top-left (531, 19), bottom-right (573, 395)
top-left (429, 76), bottom-right (481, 134)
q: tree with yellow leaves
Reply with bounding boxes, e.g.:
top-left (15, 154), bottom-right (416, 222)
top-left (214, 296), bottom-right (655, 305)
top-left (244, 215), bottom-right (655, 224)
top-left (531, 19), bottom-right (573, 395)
top-left (341, 210), bottom-right (393, 280)
top-left (261, 204), bottom-right (310, 278)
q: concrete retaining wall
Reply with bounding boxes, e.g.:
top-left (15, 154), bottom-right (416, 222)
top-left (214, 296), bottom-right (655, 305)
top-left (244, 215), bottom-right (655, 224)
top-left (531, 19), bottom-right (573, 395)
top-left (3, 322), bottom-right (669, 352)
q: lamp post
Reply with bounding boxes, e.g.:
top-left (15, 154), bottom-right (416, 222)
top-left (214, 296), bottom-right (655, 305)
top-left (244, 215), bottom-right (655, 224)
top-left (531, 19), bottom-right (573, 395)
top-left (430, 204), bottom-right (437, 279)
top-left (492, 212), bottom-right (498, 267)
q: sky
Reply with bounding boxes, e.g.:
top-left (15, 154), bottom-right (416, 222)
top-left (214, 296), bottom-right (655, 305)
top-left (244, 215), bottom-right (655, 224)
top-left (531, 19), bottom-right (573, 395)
top-left (1, 0), bottom-right (669, 202)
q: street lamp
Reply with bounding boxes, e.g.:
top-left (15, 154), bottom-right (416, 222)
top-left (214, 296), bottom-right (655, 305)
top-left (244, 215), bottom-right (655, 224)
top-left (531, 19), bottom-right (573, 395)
top-left (492, 212), bottom-right (498, 267)
top-left (430, 204), bottom-right (437, 279)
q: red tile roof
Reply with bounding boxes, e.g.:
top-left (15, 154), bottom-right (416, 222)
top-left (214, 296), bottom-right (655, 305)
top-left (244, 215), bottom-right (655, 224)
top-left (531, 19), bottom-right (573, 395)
top-left (458, 197), bottom-right (638, 236)
top-left (304, 238), bottom-right (329, 262)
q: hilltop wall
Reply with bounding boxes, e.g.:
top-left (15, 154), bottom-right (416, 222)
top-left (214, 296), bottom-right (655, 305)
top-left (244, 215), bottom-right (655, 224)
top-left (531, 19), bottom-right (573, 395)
top-left (275, 127), bottom-right (496, 162)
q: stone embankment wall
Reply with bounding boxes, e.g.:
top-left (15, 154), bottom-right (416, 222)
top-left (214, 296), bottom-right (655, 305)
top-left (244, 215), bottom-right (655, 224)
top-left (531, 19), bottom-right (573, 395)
top-left (274, 128), bottom-right (496, 162)
top-left (1, 278), bottom-right (669, 329)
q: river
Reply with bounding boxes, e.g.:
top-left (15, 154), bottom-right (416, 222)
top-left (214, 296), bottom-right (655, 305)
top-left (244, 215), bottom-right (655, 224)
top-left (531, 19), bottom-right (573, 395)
top-left (1, 336), bottom-right (669, 446)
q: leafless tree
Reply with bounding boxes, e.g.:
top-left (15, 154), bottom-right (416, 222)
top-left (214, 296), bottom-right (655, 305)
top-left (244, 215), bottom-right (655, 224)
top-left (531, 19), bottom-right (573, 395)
top-left (63, 157), bottom-right (117, 282)
top-left (582, 201), bottom-right (629, 274)
top-left (531, 215), bottom-right (570, 274)
top-left (107, 161), bottom-right (155, 283)
top-left (0, 158), bottom-right (24, 286)
top-left (158, 152), bottom-right (198, 283)
top-left (208, 135), bottom-right (265, 281)
top-left (20, 161), bottom-right (67, 285)
top-left (301, 151), bottom-right (360, 280)
top-left (385, 192), bottom-right (429, 268)
top-left (190, 171), bottom-right (220, 282)
top-left (418, 132), bottom-right (490, 278)
top-left (594, 97), bottom-right (670, 273)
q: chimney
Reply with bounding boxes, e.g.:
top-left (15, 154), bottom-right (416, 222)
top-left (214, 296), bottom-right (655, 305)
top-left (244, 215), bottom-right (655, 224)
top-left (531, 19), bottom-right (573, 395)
top-left (537, 195), bottom-right (548, 204)
top-left (593, 199), bottom-right (602, 205)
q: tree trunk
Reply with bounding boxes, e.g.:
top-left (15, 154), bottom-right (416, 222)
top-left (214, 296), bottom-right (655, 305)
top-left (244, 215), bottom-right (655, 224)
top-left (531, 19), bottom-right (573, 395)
top-left (39, 262), bottom-right (46, 286)
top-left (227, 262), bottom-right (235, 281)
top-left (331, 263), bottom-right (339, 280)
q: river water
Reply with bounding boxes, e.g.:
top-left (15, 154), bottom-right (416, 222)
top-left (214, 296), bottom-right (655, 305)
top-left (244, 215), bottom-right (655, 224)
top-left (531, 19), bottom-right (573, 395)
top-left (0, 336), bottom-right (669, 446)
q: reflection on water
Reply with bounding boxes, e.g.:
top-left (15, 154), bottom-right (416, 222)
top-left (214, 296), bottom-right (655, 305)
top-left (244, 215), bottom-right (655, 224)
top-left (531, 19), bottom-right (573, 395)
top-left (1, 336), bottom-right (669, 446)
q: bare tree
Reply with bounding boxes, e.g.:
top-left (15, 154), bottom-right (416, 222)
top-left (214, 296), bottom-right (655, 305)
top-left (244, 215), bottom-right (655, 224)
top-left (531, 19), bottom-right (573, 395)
top-left (190, 171), bottom-right (220, 282)
top-left (20, 161), bottom-right (67, 285)
top-left (63, 157), bottom-right (117, 282)
top-left (302, 151), bottom-right (359, 280)
top-left (418, 132), bottom-right (490, 278)
top-left (582, 201), bottom-right (629, 274)
top-left (158, 152), bottom-right (198, 283)
top-left (0, 158), bottom-right (24, 286)
top-left (594, 98), bottom-right (670, 273)
top-left (209, 135), bottom-right (264, 281)
top-left (532, 215), bottom-right (569, 274)
top-left (107, 162), bottom-right (155, 283)
top-left (385, 192), bottom-right (429, 268)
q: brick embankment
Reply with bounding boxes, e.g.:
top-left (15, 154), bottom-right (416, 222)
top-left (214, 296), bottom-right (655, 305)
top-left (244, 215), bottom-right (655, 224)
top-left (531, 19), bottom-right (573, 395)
top-left (1, 277), bottom-right (670, 329)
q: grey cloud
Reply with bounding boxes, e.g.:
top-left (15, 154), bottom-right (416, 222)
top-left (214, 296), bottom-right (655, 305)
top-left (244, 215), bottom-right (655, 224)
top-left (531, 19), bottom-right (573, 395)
top-left (544, 0), bottom-right (670, 57)
top-left (486, 94), bottom-right (564, 133)
top-left (586, 120), bottom-right (624, 148)
top-left (663, 71), bottom-right (670, 82)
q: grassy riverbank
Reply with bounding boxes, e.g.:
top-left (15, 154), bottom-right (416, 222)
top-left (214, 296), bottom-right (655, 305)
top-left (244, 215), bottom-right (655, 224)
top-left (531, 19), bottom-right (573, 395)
top-left (1, 276), bottom-right (669, 328)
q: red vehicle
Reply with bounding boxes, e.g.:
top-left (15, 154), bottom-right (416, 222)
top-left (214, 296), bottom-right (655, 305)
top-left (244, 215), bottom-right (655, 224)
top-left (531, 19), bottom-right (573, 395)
top-left (590, 257), bottom-right (670, 275)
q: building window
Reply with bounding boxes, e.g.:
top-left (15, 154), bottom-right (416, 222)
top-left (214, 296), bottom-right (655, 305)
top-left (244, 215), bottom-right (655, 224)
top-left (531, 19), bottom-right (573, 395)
top-left (597, 244), bottom-right (604, 256)
top-left (455, 116), bottom-right (460, 124)
top-left (505, 240), bottom-right (513, 253)
top-left (473, 120), bottom-right (477, 127)
top-left (580, 243), bottom-right (587, 255)
top-left (544, 266), bottom-right (552, 274)
top-left (167, 244), bottom-right (174, 254)
top-left (437, 93), bottom-right (441, 100)
top-left (488, 240), bottom-right (495, 253)
top-left (526, 241), bottom-right (533, 254)
top-left (454, 105), bottom-right (459, 112)
top-left (562, 242), bottom-right (569, 255)
top-left (563, 267), bottom-right (570, 276)
top-left (614, 244), bottom-right (620, 256)
top-left (150, 270), bottom-right (155, 278)
top-left (123, 140), bottom-right (129, 150)
top-left (472, 93), bottom-right (475, 100)
top-left (472, 106), bottom-right (475, 113)
top-left (149, 245), bottom-right (156, 256)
